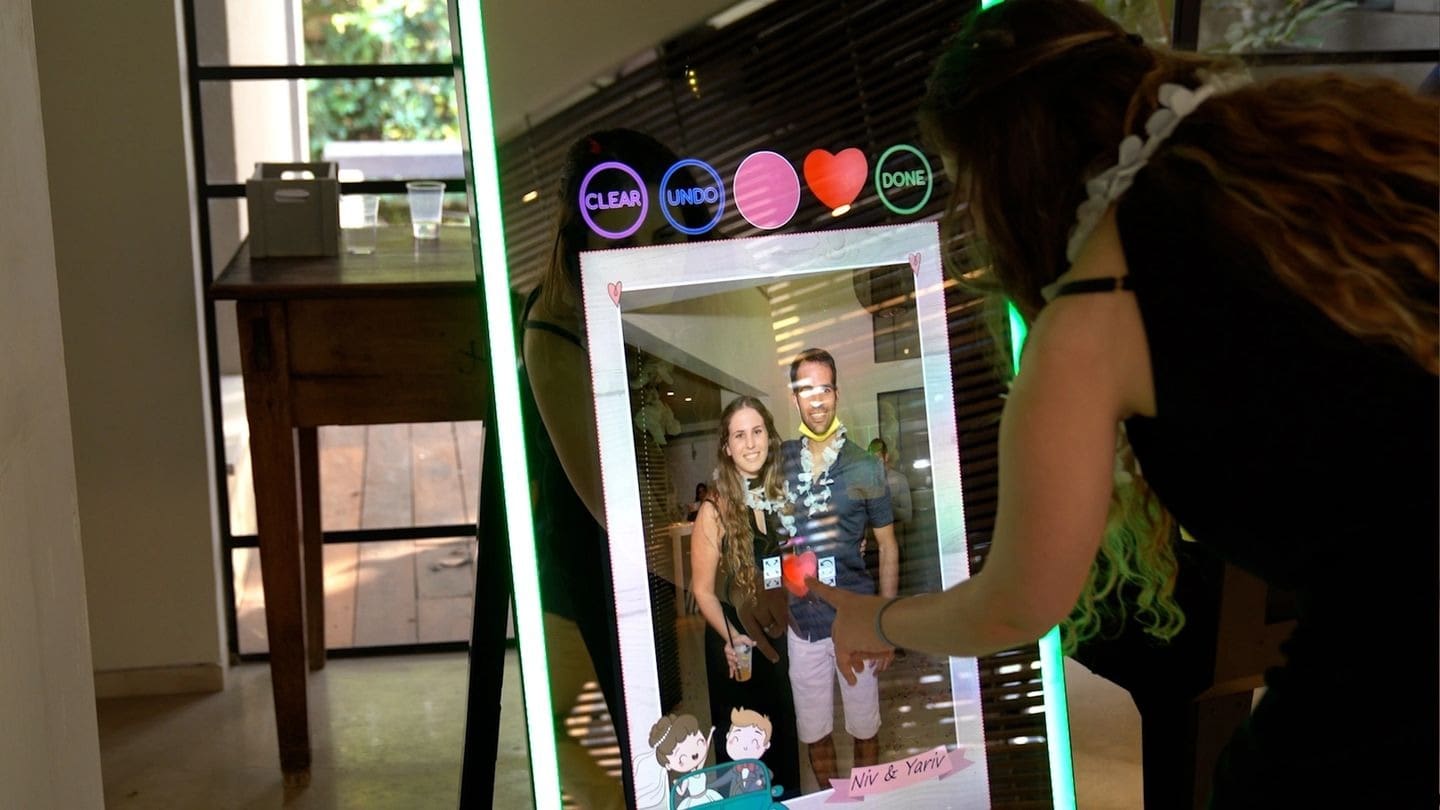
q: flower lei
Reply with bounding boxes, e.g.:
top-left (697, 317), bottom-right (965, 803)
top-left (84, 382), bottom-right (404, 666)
top-left (744, 478), bottom-right (797, 540)
top-left (743, 483), bottom-right (786, 514)
top-left (787, 424), bottom-right (846, 521)
top-left (1065, 69), bottom-right (1252, 264)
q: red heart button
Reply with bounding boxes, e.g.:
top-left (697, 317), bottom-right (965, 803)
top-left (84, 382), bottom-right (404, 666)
top-left (803, 148), bottom-right (867, 210)
top-left (781, 550), bottom-right (818, 597)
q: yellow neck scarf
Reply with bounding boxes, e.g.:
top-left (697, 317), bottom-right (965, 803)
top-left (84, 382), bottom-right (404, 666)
top-left (799, 416), bottom-right (841, 443)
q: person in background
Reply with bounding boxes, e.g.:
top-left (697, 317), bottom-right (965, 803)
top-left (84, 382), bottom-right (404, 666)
top-left (865, 438), bottom-right (913, 591)
top-left (687, 482), bottom-right (709, 522)
top-left (813, 1), bottom-right (1437, 806)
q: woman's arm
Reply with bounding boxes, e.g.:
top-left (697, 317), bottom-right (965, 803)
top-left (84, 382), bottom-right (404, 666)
top-left (815, 212), bottom-right (1154, 676)
top-left (691, 502), bottom-right (754, 675)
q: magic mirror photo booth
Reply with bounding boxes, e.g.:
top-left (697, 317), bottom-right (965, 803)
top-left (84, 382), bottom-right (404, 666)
top-left (450, 1), bottom-right (1075, 807)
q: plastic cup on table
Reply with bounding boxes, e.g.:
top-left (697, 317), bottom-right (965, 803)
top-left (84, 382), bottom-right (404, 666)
top-left (406, 180), bottom-right (445, 239)
top-left (341, 193), bottom-right (380, 255)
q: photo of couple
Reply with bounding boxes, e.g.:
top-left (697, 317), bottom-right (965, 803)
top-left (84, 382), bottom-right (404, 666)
top-left (686, 346), bottom-right (900, 802)
top-left (585, 225), bottom-right (989, 808)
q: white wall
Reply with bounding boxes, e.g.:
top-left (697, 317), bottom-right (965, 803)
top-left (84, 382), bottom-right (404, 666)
top-left (209, 0), bottom-right (306, 375)
top-left (0, 0), bottom-right (105, 805)
top-left (764, 271), bottom-right (922, 446)
top-left (626, 286), bottom-right (777, 396)
top-left (32, 0), bottom-right (226, 693)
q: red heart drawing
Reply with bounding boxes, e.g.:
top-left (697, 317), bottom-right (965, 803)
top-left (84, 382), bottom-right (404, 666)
top-left (607, 280), bottom-right (622, 306)
top-left (781, 550), bottom-right (818, 597)
top-left (803, 148), bottom-right (867, 210)
top-left (908, 251), bottom-right (921, 274)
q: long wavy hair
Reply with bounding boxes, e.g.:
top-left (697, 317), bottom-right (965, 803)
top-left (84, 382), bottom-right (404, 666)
top-left (918, 0), bottom-right (1439, 651)
top-left (710, 396), bottom-right (788, 608)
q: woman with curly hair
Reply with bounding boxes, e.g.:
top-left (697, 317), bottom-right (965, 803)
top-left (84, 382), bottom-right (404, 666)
top-left (814, 0), bottom-right (1437, 804)
top-left (691, 395), bottom-right (801, 797)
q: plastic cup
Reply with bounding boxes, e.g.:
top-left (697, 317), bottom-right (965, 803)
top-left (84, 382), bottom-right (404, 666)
top-left (734, 642), bottom-right (753, 682)
top-left (406, 180), bottom-right (445, 239)
top-left (341, 194), bottom-right (380, 255)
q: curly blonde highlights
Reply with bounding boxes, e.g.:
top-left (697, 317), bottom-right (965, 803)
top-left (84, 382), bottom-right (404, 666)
top-left (1061, 433), bottom-right (1181, 653)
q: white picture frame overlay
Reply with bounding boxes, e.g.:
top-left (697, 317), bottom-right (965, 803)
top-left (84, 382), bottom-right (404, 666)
top-left (582, 222), bottom-right (992, 808)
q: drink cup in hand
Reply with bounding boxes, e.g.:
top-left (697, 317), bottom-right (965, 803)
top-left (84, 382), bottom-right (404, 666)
top-left (733, 642), bottom-right (753, 682)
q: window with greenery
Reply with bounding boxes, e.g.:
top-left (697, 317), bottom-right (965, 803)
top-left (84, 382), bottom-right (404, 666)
top-left (301, 0), bottom-right (459, 158)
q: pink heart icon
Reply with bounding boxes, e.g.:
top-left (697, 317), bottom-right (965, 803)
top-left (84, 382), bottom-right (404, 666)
top-left (781, 550), bottom-right (818, 597)
top-left (803, 148), bottom-right (867, 210)
top-left (908, 251), bottom-right (921, 274)
top-left (607, 281), bottom-right (622, 306)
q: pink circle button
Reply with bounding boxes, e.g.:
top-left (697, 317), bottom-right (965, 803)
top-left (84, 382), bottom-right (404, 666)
top-left (733, 151), bottom-right (800, 230)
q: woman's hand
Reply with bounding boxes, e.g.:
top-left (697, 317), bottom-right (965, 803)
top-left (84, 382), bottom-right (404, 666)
top-left (806, 579), bottom-right (894, 686)
top-left (725, 633), bottom-right (758, 679)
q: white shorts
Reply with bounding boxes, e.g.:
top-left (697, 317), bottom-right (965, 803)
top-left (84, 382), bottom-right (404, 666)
top-left (786, 627), bottom-right (881, 743)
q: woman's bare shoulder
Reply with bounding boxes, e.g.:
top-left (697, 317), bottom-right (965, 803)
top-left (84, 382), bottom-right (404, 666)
top-left (1028, 208), bottom-right (1156, 419)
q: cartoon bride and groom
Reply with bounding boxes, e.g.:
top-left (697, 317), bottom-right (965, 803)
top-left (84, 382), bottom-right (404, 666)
top-left (633, 708), bottom-right (782, 809)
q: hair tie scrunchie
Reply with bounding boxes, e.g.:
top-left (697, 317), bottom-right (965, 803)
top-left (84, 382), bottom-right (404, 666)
top-left (1065, 69), bottom-right (1251, 264)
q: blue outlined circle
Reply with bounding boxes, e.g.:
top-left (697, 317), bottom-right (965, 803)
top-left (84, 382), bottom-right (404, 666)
top-left (659, 158), bottom-right (726, 236)
top-left (873, 145), bottom-right (934, 216)
top-left (578, 161), bottom-right (649, 240)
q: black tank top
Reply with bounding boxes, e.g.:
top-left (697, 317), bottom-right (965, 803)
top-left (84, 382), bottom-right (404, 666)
top-left (518, 288), bottom-right (609, 622)
top-left (1103, 170), bottom-right (1437, 803)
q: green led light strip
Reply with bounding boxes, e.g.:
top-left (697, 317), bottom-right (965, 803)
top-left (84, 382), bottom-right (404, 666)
top-left (453, 3), bottom-right (561, 806)
top-left (989, 0), bottom-right (1074, 797)
top-left (1008, 300), bottom-right (1077, 810)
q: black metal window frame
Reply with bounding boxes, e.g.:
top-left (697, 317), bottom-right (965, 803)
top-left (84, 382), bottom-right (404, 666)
top-left (178, 4), bottom-right (472, 661)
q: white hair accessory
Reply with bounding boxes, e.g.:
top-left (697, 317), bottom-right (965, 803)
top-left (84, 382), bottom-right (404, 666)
top-left (1065, 69), bottom-right (1251, 264)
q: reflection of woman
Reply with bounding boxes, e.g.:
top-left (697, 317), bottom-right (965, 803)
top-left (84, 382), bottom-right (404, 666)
top-left (815, 1), bottom-right (1437, 806)
top-left (521, 129), bottom-right (697, 809)
top-left (691, 396), bottom-right (800, 798)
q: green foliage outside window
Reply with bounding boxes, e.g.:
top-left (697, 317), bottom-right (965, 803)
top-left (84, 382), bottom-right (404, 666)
top-left (303, 0), bottom-right (459, 158)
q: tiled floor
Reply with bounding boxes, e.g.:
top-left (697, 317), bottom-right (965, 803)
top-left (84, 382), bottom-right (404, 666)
top-left (95, 651), bottom-right (1140, 809)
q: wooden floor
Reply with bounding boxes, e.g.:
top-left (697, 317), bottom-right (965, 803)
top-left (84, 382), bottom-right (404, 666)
top-left (228, 419), bottom-right (484, 655)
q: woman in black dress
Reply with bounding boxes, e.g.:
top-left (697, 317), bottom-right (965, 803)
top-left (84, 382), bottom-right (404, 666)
top-left (815, 1), bottom-right (1437, 805)
top-left (691, 395), bottom-right (801, 798)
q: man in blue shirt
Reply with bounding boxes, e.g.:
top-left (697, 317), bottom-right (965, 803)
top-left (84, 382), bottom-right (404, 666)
top-left (780, 347), bottom-right (898, 790)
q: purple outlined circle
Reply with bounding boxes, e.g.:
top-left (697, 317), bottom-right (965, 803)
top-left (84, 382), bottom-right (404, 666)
top-left (733, 151), bottom-right (800, 230)
top-left (578, 161), bottom-right (649, 240)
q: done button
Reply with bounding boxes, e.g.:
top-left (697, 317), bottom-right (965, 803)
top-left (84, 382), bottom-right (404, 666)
top-left (873, 144), bottom-right (934, 216)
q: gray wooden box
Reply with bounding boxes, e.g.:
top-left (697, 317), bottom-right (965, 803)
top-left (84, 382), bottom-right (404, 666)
top-left (245, 162), bottom-right (340, 257)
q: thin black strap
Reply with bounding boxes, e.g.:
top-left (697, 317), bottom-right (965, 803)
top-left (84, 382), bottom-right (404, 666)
top-left (520, 287), bottom-right (584, 347)
top-left (522, 319), bottom-right (583, 347)
top-left (1043, 276), bottom-right (1134, 301)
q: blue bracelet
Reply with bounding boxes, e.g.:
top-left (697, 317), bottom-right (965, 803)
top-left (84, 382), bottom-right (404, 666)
top-left (874, 597), bottom-right (903, 648)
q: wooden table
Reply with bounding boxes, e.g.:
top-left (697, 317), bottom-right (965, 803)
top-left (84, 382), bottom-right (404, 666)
top-left (210, 226), bottom-right (487, 776)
